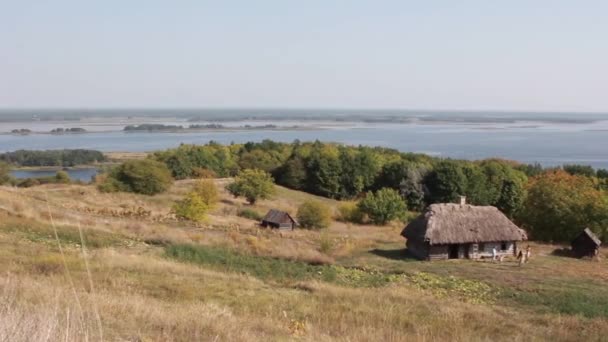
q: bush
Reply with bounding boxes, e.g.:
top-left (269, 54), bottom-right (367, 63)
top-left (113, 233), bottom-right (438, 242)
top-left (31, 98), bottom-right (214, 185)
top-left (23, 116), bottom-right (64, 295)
top-left (99, 159), bottom-right (173, 195)
top-left (193, 179), bottom-right (219, 207)
top-left (297, 200), bottom-right (331, 229)
top-left (226, 169), bottom-right (275, 204)
top-left (237, 208), bottom-right (263, 221)
top-left (173, 192), bottom-right (209, 222)
top-left (357, 188), bottom-right (407, 225)
top-left (55, 171), bottom-right (70, 183)
top-left (336, 202), bottom-right (364, 223)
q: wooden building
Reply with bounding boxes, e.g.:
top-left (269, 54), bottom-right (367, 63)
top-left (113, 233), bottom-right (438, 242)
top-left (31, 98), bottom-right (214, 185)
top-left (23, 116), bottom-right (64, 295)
top-left (401, 202), bottom-right (527, 261)
top-left (571, 228), bottom-right (601, 258)
top-left (261, 209), bottom-right (297, 230)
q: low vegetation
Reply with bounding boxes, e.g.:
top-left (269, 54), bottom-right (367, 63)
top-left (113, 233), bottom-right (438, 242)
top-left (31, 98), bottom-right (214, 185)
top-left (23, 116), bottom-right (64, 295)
top-left (0, 149), bottom-right (106, 167)
top-left (237, 208), bottom-right (264, 221)
top-left (357, 188), bottom-right (406, 225)
top-left (1, 179), bottom-right (608, 341)
top-left (297, 200), bottom-right (331, 229)
top-left (226, 169), bottom-right (275, 204)
top-left (98, 159), bottom-right (173, 195)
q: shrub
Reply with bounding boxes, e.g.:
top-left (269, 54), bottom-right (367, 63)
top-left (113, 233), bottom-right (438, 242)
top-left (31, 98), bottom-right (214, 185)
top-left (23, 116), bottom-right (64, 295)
top-left (336, 202), bottom-right (363, 223)
top-left (226, 169), bottom-right (275, 204)
top-left (237, 208), bottom-right (263, 221)
top-left (357, 188), bottom-right (407, 225)
top-left (173, 192), bottom-right (209, 222)
top-left (193, 179), bottom-right (219, 207)
top-left (99, 159), bottom-right (173, 195)
top-left (297, 200), bottom-right (331, 229)
top-left (55, 171), bottom-right (70, 183)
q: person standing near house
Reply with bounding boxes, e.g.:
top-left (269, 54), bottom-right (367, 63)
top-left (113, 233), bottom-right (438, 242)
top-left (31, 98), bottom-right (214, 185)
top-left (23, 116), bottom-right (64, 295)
top-left (492, 247), bottom-right (498, 262)
top-left (524, 245), bottom-right (531, 264)
top-left (517, 249), bottom-right (525, 266)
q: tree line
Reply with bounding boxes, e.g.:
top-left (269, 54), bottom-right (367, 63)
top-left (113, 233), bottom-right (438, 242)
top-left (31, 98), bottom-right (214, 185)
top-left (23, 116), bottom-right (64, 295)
top-left (149, 140), bottom-right (608, 241)
top-left (0, 149), bottom-right (106, 167)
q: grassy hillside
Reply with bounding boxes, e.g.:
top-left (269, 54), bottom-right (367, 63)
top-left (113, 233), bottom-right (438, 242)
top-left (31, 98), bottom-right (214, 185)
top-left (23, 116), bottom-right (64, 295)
top-left (0, 181), bottom-right (607, 341)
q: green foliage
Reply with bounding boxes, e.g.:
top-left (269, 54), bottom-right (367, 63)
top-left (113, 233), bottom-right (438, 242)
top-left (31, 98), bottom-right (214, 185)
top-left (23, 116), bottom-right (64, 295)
top-left (357, 188), bottom-right (407, 225)
top-left (305, 146), bottom-right (343, 198)
top-left (276, 156), bottom-right (307, 189)
top-left (518, 170), bottom-right (608, 241)
top-left (407, 272), bottom-right (496, 304)
top-left (0, 149), bottom-right (106, 167)
top-left (165, 244), bottom-right (399, 287)
top-left (226, 169), bottom-right (275, 204)
top-left (237, 208), bottom-right (264, 221)
top-left (99, 159), bottom-right (173, 195)
top-left (563, 164), bottom-right (596, 177)
top-left (297, 200), bottom-right (331, 229)
top-left (153, 142), bottom-right (238, 179)
top-left (173, 192), bottom-right (209, 222)
top-left (425, 160), bottom-right (469, 204)
top-left (55, 170), bottom-right (70, 183)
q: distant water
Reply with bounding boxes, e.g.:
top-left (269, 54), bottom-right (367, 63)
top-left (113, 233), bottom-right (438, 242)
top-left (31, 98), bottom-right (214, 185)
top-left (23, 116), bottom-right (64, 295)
top-left (2, 121), bottom-right (608, 169)
top-left (11, 169), bottom-right (98, 182)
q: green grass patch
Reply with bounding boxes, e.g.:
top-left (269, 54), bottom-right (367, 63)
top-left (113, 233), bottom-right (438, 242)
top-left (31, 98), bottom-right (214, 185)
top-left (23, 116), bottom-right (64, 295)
top-left (502, 279), bottom-right (608, 318)
top-left (0, 220), bottom-right (128, 248)
top-left (165, 244), bottom-right (398, 287)
top-left (237, 208), bottom-right (263, 221)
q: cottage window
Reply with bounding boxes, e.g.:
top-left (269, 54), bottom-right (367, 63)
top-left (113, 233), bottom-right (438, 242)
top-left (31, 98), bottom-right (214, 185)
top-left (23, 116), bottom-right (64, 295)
top-left (501, 242), bottom-right (508, 251)
top-left (478, 243), bottom-right (485, 252)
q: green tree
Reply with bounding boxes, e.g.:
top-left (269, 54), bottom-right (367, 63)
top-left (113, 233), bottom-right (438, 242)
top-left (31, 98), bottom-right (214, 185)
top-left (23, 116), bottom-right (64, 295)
top-left (173, 192), bottom-right (209, 222)
top-left (425, 161), bottom-right (468, 204)
top-left (276, 156), bottom-right (307, 190)
top-left (518, 170), bottom-right (608, 241)
top-left (358, 188), bottom-right (407, 225)
top-left (563, 164), bottom-right (596, 177)
top-left (399, 164), bottom-right (430, 211)
top-left (297, 200), bottom-right (331, 229)
top-left (100, 159), bottom-right (173, 195)
top-left (226, 169), bottom-right (275, 204)
top-left (305, 147), bottom-right (342, 198)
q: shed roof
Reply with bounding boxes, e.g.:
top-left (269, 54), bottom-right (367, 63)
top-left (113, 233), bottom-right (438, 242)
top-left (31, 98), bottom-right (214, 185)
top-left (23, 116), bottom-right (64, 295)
top-left (401, 203), bottom-right (527, 245)
top-left (262, 209), bottom-right (297, 225)
top-left (574, 228), bottom-right (601, 247)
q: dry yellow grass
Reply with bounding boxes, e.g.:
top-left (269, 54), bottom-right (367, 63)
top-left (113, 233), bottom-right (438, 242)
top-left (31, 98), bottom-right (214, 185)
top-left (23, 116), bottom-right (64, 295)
top-left (1, 182), bottom-right (608, 341)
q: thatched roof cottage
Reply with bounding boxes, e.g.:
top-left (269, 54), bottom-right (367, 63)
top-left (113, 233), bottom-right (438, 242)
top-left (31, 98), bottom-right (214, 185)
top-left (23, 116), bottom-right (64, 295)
top-left (571, 228), bottom-right (601, 258)
top-left (401, 201), bottom-right (527, 261)
top-left (261, 209), bottom-right (297, 230)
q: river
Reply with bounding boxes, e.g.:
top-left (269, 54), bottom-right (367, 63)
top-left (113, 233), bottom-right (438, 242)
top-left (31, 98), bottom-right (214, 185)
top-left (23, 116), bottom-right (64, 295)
top-left (2, 120), bottom-right (608, 169)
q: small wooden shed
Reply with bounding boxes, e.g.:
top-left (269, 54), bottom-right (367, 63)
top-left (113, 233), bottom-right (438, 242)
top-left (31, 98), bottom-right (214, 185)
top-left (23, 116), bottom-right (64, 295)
top-left (401, 203), bottom-right (527, 261)
top-left (571, 228), bottom-right (601, 258)
top-left (261, 209), bottom-right (297, 230)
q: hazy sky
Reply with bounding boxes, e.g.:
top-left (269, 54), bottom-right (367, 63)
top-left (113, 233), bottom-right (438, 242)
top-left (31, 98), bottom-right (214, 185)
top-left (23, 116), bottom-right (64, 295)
top-left (1, 1), bottom-right (607, 111)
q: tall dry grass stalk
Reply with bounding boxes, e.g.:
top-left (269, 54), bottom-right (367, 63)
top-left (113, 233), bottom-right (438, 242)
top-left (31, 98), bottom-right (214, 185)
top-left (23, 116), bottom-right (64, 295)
top-left (45, 191), bottom-right (87, 340)
top-left (78, 221), bottom-right (104, 341)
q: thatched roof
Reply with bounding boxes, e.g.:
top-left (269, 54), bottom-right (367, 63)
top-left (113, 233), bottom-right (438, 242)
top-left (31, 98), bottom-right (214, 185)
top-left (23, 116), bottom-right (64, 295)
top-left (262, 209), bottom-right (297, 225)
top-left (402, 203), bottom-right (527, 245)
top-left (575, 228), bottom-right (601, 247)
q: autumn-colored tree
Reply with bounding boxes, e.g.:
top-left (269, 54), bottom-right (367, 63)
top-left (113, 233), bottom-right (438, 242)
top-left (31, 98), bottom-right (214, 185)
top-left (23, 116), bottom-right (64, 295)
top-left (193, 179), bottom-right (219, 207)
top-left (518, 170), bottom-right (608, 241)
top-left (173, 192), bottom-right (208, 222)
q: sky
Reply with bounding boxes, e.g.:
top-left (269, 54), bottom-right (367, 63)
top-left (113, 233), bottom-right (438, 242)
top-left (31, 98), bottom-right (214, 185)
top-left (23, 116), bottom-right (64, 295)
top-left (1, 1), bottom-right (607, 112)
